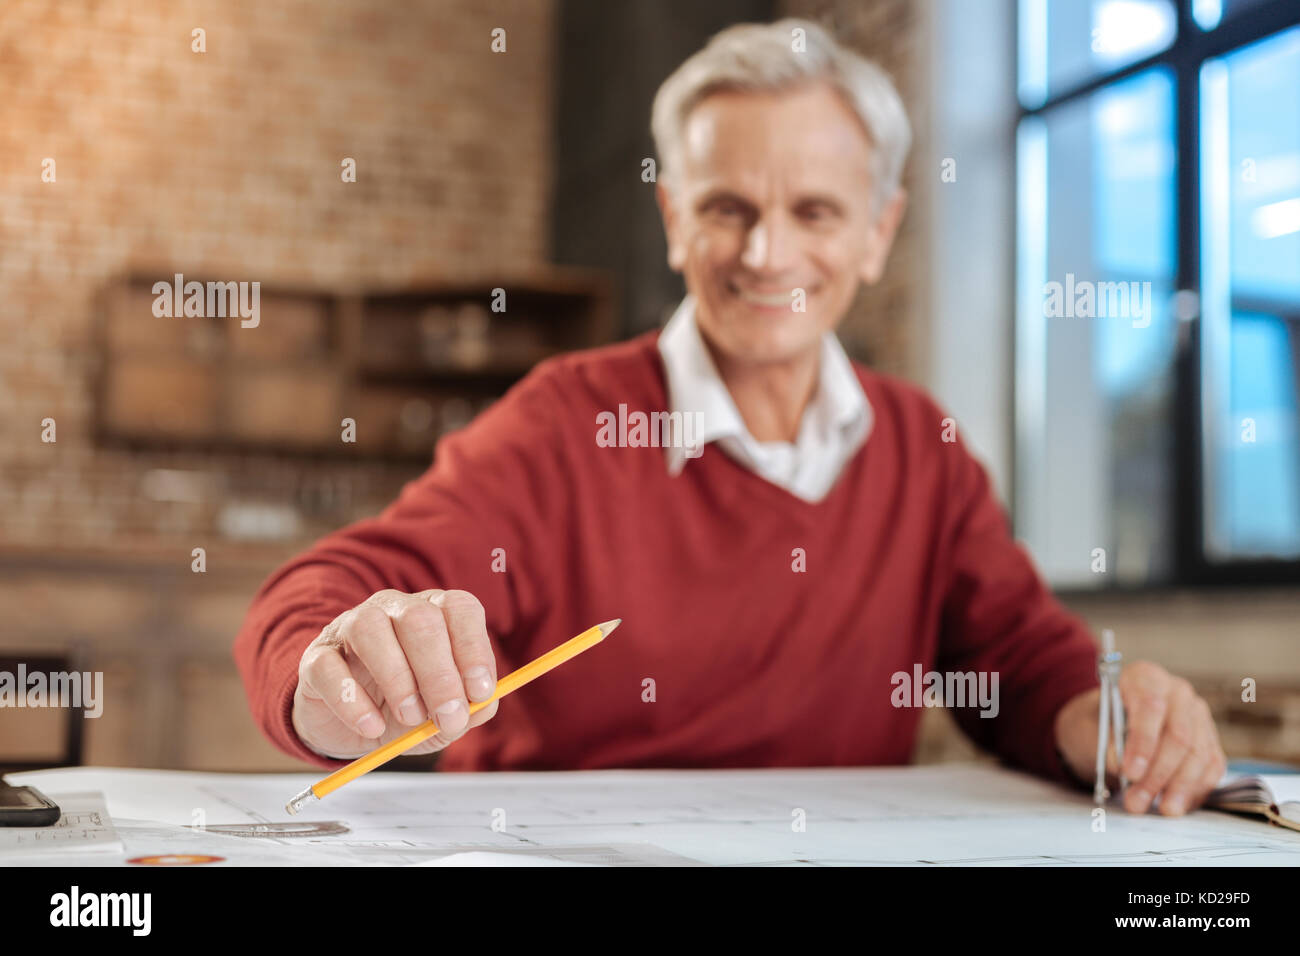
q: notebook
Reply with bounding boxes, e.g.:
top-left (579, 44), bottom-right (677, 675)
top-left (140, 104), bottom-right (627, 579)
top-left (1207, 765), bottom-right (1300, 832)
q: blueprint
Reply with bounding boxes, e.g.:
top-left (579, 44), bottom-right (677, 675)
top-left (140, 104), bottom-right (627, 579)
top-left (9, 763), bottom-right (1300, 866)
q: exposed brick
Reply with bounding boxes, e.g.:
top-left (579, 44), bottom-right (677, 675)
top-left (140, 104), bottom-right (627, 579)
top-left (0, 0), bottom-right (555, 548)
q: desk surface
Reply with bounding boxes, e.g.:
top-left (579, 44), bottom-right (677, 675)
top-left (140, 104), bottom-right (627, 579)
top-left (8, 763), bottom-right (1300, 866)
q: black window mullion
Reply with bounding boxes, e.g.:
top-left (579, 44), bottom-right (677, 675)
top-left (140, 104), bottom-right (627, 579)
top-left (1174, 0), bottom-right (1203, 585)
top-left (1019, 0), bottom-right (1300, 120)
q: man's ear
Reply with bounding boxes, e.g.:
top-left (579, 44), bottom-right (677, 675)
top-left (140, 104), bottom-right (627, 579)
top-left (858, 187), bottom-right (907, 285)
top-left (655, 180), bottom-right (686, 272)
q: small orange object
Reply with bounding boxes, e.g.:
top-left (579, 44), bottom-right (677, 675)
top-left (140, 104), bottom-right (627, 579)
top-left (128, 854), bottom-right (224, 865)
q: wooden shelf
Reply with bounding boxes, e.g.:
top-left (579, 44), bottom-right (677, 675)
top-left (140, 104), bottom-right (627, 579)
top-left (92, 268), bottom-right (613, 460)
top-left (354, 357), bottom-right (555, 382)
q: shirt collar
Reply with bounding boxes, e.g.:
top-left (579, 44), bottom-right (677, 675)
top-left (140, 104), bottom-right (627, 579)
top-left (656, 295), bottom-right (871, 477)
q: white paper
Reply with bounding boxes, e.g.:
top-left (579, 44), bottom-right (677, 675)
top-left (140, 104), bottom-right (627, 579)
top-left (10, 764), bottom-right (1300, 866)
top-left (415, 853), bottom-right (586, 867)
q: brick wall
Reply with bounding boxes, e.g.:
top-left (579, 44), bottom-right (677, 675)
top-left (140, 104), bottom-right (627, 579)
top-left (0, 0), bottom-right (555, 553)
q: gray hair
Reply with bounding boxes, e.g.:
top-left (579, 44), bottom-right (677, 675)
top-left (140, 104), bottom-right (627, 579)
top-left (650, 18), bottom-right (911, 216)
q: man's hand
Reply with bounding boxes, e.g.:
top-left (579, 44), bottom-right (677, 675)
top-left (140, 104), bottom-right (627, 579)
top-left (291, 589), bottom-right (499, 760)
top-left (1054, 660), bottom-right (1227, 816)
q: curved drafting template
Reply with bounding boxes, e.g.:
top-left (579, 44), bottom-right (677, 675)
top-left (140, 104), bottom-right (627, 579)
top-left (196, 821), bottom-right (350, 839)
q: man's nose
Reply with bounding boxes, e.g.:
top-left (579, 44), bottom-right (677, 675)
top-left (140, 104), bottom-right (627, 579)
top-left (740, 214), bottom-right (796, 274)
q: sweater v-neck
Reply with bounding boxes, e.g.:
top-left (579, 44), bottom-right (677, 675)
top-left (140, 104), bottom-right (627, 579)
top-left (638, 330), bottom-right (874, 518)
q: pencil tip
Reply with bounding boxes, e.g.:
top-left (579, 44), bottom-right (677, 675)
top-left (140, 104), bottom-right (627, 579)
top-left (598, 618), bottom-right (622, 638)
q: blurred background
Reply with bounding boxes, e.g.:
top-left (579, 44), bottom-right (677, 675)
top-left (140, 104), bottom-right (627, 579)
top-left (1, 0), bottom-right (1297, 772)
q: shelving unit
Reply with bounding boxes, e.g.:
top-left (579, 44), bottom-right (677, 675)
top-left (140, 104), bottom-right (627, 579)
top-left (93, 269), bottom-right (614, 461)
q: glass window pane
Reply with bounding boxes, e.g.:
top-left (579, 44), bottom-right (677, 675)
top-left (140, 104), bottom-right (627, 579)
top-left (1017, 68), bottom-right (1178, 587)
top-left (1200, 27), bottom-right (1300, 561)
top-left (1020, 0), bottom-right (1177, 107)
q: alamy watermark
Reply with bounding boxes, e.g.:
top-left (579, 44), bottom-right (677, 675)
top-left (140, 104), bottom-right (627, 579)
top-left (1043, 273), bottom-right (1151, 328)
top-left (596, 404), bottom-right (704, 457)
top-left (50, 886), bottom-right (150, 935)
top-left (0, 666), bottom-right (103, 718)
top-left (151, 273), bottom-right (260, 328)
top-left (890, 664), bottom-right (999, 718)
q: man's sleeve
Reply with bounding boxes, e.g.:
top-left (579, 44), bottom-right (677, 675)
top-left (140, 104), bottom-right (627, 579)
top-left (932, 409), bottom-right (1100, 785)
top-left (233, 364), bottom-right (570, 768)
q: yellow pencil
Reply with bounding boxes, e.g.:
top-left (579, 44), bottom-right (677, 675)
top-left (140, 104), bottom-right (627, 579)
top-left (285, 618), bottom-right (621, 814)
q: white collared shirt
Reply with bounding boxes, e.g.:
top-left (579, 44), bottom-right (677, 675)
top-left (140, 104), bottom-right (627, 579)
top-left (656, 295), bottom-right (873, 503)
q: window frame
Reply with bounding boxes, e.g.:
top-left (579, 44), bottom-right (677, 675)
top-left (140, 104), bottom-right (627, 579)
top-left (1015, 0), bottom-right (1300, 591)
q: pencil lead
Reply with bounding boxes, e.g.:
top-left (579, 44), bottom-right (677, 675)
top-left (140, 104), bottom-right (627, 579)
top-left (598, 618), bottom-right (622, 638)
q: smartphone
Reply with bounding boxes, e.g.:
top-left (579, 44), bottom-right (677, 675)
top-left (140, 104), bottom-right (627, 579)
top-left (0, 780), bottom-right (62, 827)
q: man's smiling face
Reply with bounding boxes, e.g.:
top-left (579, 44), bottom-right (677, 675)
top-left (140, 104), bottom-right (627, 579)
top-left (658, 81), bottom-right (905, 368)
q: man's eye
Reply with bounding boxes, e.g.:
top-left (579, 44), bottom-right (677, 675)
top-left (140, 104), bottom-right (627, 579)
top-left (799, 204), bottom-right (836, 223)
top-left (711, 201), bottom-right (744, 218)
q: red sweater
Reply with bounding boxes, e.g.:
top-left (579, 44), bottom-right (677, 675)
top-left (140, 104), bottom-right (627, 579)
top-left (234, 331), bottom-right (1100, 782)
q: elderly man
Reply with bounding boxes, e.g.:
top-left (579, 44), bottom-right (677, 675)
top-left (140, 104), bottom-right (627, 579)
top-left (235, 19), bottom-right (1226, 817)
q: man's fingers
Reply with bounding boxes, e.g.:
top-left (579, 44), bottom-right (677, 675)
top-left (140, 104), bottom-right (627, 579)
top-left (1160, 700), bottom-right (1228, 815)
top-left (292, 588), bottom-right (502, 762)
top-left (346, 598), bottom-right (421, 724)
top-left (389, 596), bottom-right (452, 727)
top-left (299, 644), bottom-right (385, 739)
top-left (422, 697), bottom-right (499, 750)
top-left (1158, 747), bottom-right (1210, 816)
top-left (1119, 662), bottom-right (1170, 783)
top-left (467, 698), bottom-right (499, 727)
top-left (1124, 680), bottom-right (1196, 814)
top-left (395, 592), bottom-right (471, 739)
top-left (435, 589), bottom-right (498, 704)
